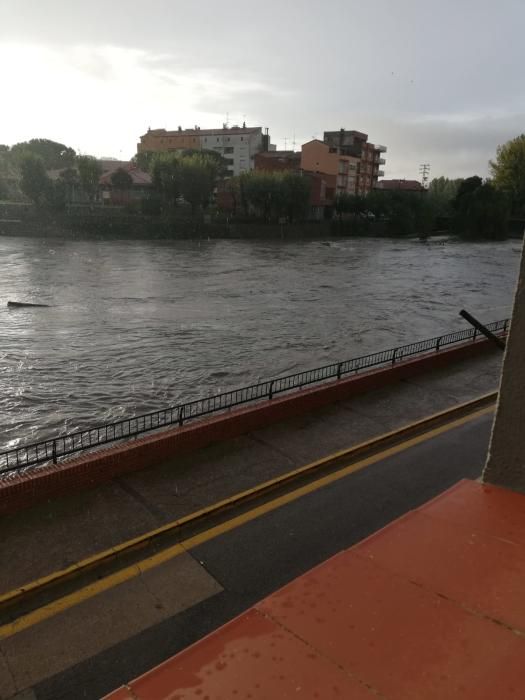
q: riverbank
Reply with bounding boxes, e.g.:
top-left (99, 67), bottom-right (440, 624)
top-left (0, 208), bottom-right (388, 240)
top-left (1, 202), bottom-right (524, 240)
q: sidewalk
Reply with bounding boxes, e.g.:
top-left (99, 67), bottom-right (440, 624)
top-left (106, 478), bottom-right (525, 700)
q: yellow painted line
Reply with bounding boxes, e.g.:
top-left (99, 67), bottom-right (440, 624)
top-left (0, 391), bottom-right (497, 609)
top-left (0, 403), bottom-right (494, 640)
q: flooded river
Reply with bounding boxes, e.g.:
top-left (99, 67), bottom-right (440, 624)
top-left (0, 235), bottom-right (520, 450)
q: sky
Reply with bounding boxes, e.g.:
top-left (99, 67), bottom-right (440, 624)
top-left (1, 0), bottom-right (524, 180)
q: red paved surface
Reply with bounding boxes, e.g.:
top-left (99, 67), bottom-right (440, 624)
top-left (105, 479), bottom-right (525, 699)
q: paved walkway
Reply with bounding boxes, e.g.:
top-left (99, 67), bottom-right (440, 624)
top-left (0, 350), bottom-right (503, 595)
top-left (106, 479), bottom-right (525, 700)
top-left (0, 406), bottom-right (498, 698)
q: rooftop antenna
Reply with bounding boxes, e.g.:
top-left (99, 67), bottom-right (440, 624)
top-left (292, 130), bottom-right (297, 152)
top-left (419, 163), bottom-right (431, 189)
top-left (225, 112), bottom-right (230, 128)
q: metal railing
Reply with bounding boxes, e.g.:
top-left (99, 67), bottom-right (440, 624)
top-left (0, 318), bottom-right (509, 476)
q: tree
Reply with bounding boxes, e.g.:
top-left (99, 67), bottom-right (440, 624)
top-left (11, 139), bottom-right (76, 169)
top-left (133, 151), bottom-right (156, 172)
top-left (240, 172), bottom-right (280, 221)
top-left (57, 167), bottom-right (80, 205)
top-left (280, 172), bottom-right (310, 222)
top-left (19, 154), bottom-right (51, 205)
top-left (76, 155), bottom-right (102, 202)
top-left (455, 175), bottom-right (483, 201)
top-left (334, 192), bottom-right (352, 221)
top-left (453, 179), bottom-right (509, 239)
top-left (151, 154), bottom-right (181, 208)
top-left (0, 176), bottom-right (8, 200)
top-left (110, 168), bottom-right (133, 190)
top-left (428, 177), bottom-right (463, 216)
top-left (490, 134), bottom-right (525, 213)
top-left (365, 190), bottom-right (434, 236)
top-left (179, 153), bottom-right (219, 216)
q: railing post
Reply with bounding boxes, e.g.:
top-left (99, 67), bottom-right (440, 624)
top-left (392, 348), bottom-right (397, 365)
top-left (52, 439), bottom-right (57, 464)
top-left (473, 328), bottom-right (477, 342)
top-left (436, 336), bottom-right (441, 352)
top-left (337, 362), bottom-right (342, 380)
top-left (178, 406), bottom-right (185, 426)
top-left (504, 319), bottom-right (509, 333)
top-left (269, 381), bottom-right (274, 400)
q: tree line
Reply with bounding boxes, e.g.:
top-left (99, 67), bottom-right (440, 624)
top-left (2, 133), bottom-right (525, 237)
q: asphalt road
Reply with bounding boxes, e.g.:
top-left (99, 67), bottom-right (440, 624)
top-left (30, 411), bottom-right (494, 700)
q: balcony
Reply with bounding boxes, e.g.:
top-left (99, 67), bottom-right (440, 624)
top-left (378, 169), bottom-right (385, 177)
top-left (378, 157), bottom-right (386, 165)
top-left (375, 145), bottom-right (387, 153)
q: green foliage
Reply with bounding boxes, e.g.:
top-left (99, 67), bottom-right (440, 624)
top-left (0, 176), bottom-right (8, 200)
top-left (281, 172), bottom-right (311, 222)
top-left (334, 193), bottom-right (366, 219)
top-left (110, 168), bottom-right (133, 190)
top-left (19, 154), bottom-right (51, 205)
top-left (141, 195), bottom-right (162, 215)
top-left (237, 171), bottom-right (310, 222)
top-left (364, 190), bottom-right (434, 236)
top-left (453, 179), bottom-right (509, 239)
top-left (151, 152), bottom-right (220, 215)
top-left (455, 176), bottom-right (483, 200)
top-left (179, 154), bottom-right (219, 215)
top-left (76, 155), bottom-right (102, 202)
top-left (11, 139), bottom-right (76, 169)
top-left (134, 151), bottom-right (156, 171)
top-left (45, 178), bottom-right (68, 211)
top-left (490, 134), bottom-right (525, 213)
top-left (427, 177), bottom-right (463, 216)
top-left (151, 154), bottom-right (181, 208)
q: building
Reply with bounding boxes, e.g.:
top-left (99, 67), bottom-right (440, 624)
top-left (323, 129), bottom-right (386, 195)
top-left (254, 150), bottom-right (301, 173)
top-left (375, 179), bottom-right (425, 192)
top-left (300, 140), bottom-right (359, 197)
top-left (98, 162), bottom-right (152, 205)
top-left (137, 125), bottom-right (271, 177)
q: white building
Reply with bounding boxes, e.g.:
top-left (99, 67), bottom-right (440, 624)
top-left (137, 125), bottom-right (272, 177)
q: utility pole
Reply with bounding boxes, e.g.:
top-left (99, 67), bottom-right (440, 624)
top-left (419, 163), bottom-right (431, 189)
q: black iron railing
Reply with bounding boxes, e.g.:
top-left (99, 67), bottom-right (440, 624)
top-left (0, 318), bottom-right (509, 476)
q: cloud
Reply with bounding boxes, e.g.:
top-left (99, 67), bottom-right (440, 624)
top-left (0, 43), bottom-right (279, 157)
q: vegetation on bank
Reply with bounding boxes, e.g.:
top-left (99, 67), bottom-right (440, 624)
top-left (2, 134), bottom-right (525, 239)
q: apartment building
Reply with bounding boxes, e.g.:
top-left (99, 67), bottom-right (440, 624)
top-left (323, 129), bottom-right (386, 195)
top-left (300, 139), bottom-right (360, 196)
top-left (137, 125), bottom-right (270, 177)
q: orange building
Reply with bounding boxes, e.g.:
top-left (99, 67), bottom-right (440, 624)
top-left (300, 140), bottom-right (359, 197)
top-left (137, 128), bottom-right (202, 153)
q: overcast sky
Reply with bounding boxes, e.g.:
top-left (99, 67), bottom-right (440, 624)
top-left (1, 0), bottom-right (524, 179)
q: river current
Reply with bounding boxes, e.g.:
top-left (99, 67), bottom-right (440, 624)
top-left (0, 235), bottom-right (520, 450)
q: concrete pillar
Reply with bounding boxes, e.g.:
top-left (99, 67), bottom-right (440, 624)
top-left (483, 247), bottom-right (525, 491)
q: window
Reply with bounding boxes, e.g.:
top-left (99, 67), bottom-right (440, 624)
top-left (224, 147), bottom-right (234, 154)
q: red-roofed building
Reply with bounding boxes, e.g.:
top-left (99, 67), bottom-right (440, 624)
top-left (99, 162), bottom-right (152, 205)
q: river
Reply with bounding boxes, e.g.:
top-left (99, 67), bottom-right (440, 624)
top-left (0, 235), bottom-right (521, 451)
